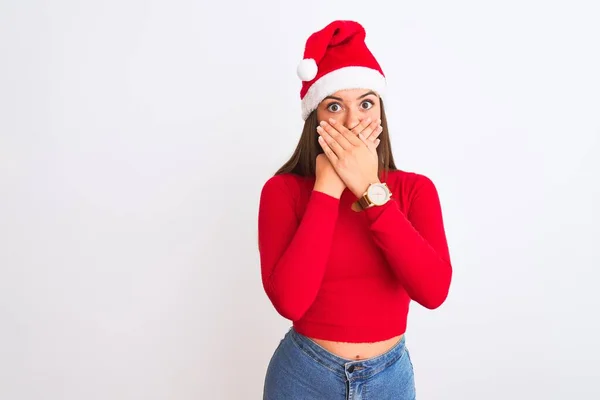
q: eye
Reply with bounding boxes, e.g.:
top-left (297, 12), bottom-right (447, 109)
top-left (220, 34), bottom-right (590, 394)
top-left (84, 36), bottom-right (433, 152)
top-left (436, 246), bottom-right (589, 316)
top-left (327, 103), bottom-right (342, 112)
top-left (360, 100), bottom-right (374, 110)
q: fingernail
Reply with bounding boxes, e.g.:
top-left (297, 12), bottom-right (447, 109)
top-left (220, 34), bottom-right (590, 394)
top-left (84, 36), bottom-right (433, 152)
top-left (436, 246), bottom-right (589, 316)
top-left (365, 117), bottom-right (372, 124)
top-left (328, 118), bottom-right (336, 124)
top-left (320, 120), bottom-right (327, 126)
top-left (316, 126), bottom-right (323, 132)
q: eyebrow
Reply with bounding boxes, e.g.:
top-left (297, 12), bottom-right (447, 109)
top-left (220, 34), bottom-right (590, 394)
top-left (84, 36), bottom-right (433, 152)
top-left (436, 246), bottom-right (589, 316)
top-left (323, 91), bottom-right (377, 102)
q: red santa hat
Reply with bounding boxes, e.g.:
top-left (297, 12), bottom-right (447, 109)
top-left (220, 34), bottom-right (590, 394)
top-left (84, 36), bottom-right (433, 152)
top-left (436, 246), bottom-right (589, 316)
top-left (297, 20), bottom-right (386, 120)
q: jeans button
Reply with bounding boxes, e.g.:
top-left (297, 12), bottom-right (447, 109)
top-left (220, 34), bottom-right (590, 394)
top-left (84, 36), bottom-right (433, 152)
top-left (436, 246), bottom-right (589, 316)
top-left (347, 365), bottom-right (355, 373)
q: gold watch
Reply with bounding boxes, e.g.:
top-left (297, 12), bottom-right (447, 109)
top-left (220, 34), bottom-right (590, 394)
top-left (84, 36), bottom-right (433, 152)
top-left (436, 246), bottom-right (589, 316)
top-left (353, 182), bottom-right (392, 211)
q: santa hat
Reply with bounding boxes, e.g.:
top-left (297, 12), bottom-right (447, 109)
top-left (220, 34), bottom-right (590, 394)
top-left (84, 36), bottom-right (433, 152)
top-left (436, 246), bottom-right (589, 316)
top-left (297, 20), bottom-right (386, 120)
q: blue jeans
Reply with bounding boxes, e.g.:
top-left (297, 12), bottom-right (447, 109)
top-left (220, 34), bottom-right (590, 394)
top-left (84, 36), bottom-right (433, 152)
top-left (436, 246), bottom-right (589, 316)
top-left (263, 327), bottom-right (416, 399)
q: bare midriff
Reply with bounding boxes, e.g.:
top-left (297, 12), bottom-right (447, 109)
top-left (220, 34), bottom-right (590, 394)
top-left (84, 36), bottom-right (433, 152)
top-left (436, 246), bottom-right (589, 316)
top-left (309, 334), bottom-right (404, 361)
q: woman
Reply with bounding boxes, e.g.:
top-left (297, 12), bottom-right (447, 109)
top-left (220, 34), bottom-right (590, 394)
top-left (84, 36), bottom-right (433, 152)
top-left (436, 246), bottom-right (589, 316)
top-left (258, 20), bottom-right (453, 399)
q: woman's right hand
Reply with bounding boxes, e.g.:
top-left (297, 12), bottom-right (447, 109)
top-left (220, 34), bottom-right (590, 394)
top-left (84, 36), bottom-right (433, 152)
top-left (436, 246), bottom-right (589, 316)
top-left (313, 120), bottom-right (382, 199)
top-left (314, 153), bottom-right (346, 199)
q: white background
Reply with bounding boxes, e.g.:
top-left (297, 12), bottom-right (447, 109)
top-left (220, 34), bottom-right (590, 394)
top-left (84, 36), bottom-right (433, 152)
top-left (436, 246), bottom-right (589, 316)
top-left (1, 1), bottom-right (599, 399)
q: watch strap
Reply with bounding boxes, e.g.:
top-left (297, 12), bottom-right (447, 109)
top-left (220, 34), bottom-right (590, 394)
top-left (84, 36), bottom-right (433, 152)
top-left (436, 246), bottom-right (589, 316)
top-left (357, 195), bottom-right (373, 210)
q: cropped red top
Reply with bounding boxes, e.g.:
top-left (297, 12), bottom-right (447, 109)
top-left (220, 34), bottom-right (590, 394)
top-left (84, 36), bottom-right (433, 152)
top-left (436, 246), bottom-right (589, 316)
top-left (257, 170), bottom-right (452, 343)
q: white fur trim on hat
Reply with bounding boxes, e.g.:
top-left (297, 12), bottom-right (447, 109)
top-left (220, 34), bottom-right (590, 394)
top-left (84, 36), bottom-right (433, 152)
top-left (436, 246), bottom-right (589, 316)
top-left (301, 66), bottom-right (386, 120)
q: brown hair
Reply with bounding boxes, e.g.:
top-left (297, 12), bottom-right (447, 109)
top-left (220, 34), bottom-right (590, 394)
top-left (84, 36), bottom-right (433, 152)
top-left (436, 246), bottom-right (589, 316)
top-left (275, 100), bottom-right (398, 180)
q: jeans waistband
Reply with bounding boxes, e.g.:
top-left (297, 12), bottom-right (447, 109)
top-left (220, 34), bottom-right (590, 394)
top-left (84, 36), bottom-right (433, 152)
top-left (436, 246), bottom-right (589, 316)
top-left (288, 327), bottom-right (406, 380)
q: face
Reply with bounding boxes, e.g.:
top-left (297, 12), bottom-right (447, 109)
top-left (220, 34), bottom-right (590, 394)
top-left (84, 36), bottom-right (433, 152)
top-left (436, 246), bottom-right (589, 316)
top-left (316, 88), bottom-right (381, 132)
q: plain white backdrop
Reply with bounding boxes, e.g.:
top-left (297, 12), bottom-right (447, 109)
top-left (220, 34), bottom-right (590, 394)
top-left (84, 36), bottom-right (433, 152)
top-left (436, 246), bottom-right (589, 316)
top-left (1, 1), bottom-right (599, 399)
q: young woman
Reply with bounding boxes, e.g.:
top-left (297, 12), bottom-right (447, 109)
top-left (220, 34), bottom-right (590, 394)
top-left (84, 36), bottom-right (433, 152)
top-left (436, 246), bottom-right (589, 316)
top-left (258, 20), bottom-right (453, 399)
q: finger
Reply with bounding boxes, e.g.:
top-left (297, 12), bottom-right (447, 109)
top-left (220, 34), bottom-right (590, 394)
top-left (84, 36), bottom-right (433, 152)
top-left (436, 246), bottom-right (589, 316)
top-left (362, 119), bottom-right (382, 141)
top-left (375, 138), bottom-right (381, 147)
top-left (348, 117), bottom-right (373, 139)
top-left (327, 118), bottom-right (362, 147)
top-left (367, 125), bottom-right (383, 142)
top-left (317, 126), bottom-right (345, 157)
top-left (358, 132), bottom-right (378, 154)
top-left (317, 136), bottom-right (339, 161)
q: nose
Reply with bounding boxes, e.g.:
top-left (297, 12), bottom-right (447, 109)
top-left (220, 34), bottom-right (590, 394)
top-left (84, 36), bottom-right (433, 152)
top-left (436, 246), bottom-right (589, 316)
top-left (345, 110), bottom-right (360, 131)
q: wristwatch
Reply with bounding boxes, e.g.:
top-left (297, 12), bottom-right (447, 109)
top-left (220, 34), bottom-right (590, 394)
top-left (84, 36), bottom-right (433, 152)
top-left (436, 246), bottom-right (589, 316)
top-left (353, 182), bottom-right (392, 211)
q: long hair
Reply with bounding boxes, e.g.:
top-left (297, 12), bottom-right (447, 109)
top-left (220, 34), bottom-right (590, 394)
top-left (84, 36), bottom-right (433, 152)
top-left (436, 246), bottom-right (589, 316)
top-left (275, 100), bottom-right (397, 180)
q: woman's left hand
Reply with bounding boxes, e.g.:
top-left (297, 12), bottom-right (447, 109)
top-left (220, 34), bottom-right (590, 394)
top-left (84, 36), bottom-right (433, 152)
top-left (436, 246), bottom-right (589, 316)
top-left (316, 117), bottom-right (382, 198)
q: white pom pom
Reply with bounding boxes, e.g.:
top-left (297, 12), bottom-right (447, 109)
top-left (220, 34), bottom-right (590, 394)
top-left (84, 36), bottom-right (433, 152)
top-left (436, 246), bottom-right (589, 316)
top-left (297, 58), bottom-right (318, 81)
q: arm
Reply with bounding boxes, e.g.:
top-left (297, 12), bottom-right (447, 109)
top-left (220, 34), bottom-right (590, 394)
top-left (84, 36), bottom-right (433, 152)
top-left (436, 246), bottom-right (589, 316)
top-left (363, 174), bottom-right (452, 309)
top-left (258, 176), bottom-right (339, 321)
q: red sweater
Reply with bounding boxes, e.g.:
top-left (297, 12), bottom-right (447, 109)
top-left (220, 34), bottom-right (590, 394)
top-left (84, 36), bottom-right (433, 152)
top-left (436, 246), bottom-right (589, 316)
top-left (257, 170), bottom-right (452, 343)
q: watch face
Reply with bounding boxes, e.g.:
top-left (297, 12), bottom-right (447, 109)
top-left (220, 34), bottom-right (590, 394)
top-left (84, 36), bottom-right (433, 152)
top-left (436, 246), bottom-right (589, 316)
top-left (367, 184), bottom-right (390, 205)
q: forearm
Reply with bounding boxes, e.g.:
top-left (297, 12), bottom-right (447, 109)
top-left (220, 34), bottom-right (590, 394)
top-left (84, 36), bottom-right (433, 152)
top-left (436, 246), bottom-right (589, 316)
top-left (259, 189), bottom-right (339, 320)
top-left (363, 178), bottom-right (452, 309)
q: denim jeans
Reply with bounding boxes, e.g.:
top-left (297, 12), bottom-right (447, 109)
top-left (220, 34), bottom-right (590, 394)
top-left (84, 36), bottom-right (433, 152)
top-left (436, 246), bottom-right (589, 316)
top-left (263, 327), bottom-right (416, 399)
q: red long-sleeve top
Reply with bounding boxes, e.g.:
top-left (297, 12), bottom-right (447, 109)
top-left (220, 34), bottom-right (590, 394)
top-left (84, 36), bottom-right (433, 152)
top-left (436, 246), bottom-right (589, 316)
top-left (257, 170), bottom-right (452, 343)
